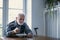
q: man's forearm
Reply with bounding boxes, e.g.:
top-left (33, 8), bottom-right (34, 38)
top-left (6, 31), bottom-right (15, 36)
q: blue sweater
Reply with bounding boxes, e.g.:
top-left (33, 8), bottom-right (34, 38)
top-left (6, 21), bottom-right (32, 37)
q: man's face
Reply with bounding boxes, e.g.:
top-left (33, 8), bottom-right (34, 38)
top-left (16, 16), bottom-right (25, 24)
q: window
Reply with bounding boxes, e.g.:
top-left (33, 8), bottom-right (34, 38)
top-left (0, 0), bottom-right (32, 37)
top-left (26, 0), bottom-right (32, 29)
top-left (0, 0), bottom-right (3, 37)
top-left (8, 0), bottom-right (23, 23)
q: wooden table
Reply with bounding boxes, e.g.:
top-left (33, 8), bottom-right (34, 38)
top-left (0, 36), bottom-right (46, 40)
top-left (1, 37), bottom-right (34, 40)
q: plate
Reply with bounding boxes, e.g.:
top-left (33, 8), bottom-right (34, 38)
top-left (16, 34), bottom-right (27, 37)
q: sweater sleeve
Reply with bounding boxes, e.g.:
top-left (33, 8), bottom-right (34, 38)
top-left (6, 23), bottom-right (16, 37)
top-left (24, 23), bottom-right (33, 34)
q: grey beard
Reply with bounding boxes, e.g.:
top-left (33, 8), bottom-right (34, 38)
top-left (18, 22), bottom-right (24, 25)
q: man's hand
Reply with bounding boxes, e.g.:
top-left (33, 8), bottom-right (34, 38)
top-left (12, 28), bottom-right (20, 33)
top-left (27, 33), bottom-right (33, 38)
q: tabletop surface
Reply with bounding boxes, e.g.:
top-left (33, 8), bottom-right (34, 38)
top-left (0, 36), bottom-right (45, 40)
top-left (0, 37), bottom-right (34, 40)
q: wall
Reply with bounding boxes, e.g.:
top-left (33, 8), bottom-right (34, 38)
top-left (58, 6), bottom-right (60, 38)
top-left (45, 3), bottom-right (60, 38)
top-left (32, 0), bottom-right (45, 36)
top-left (45, 11), bottom-right (57, 38)
top-left (26, 0), bottom-right (59, 38)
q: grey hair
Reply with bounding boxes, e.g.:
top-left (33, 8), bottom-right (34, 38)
top-left (16, 13), bottom-right (25, 17)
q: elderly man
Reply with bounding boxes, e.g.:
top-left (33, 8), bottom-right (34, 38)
top-left (6, 13), bottom-right (33, 38)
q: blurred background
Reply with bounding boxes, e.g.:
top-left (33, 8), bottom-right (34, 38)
top-left (0, 0), bottom-right (60, 40)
